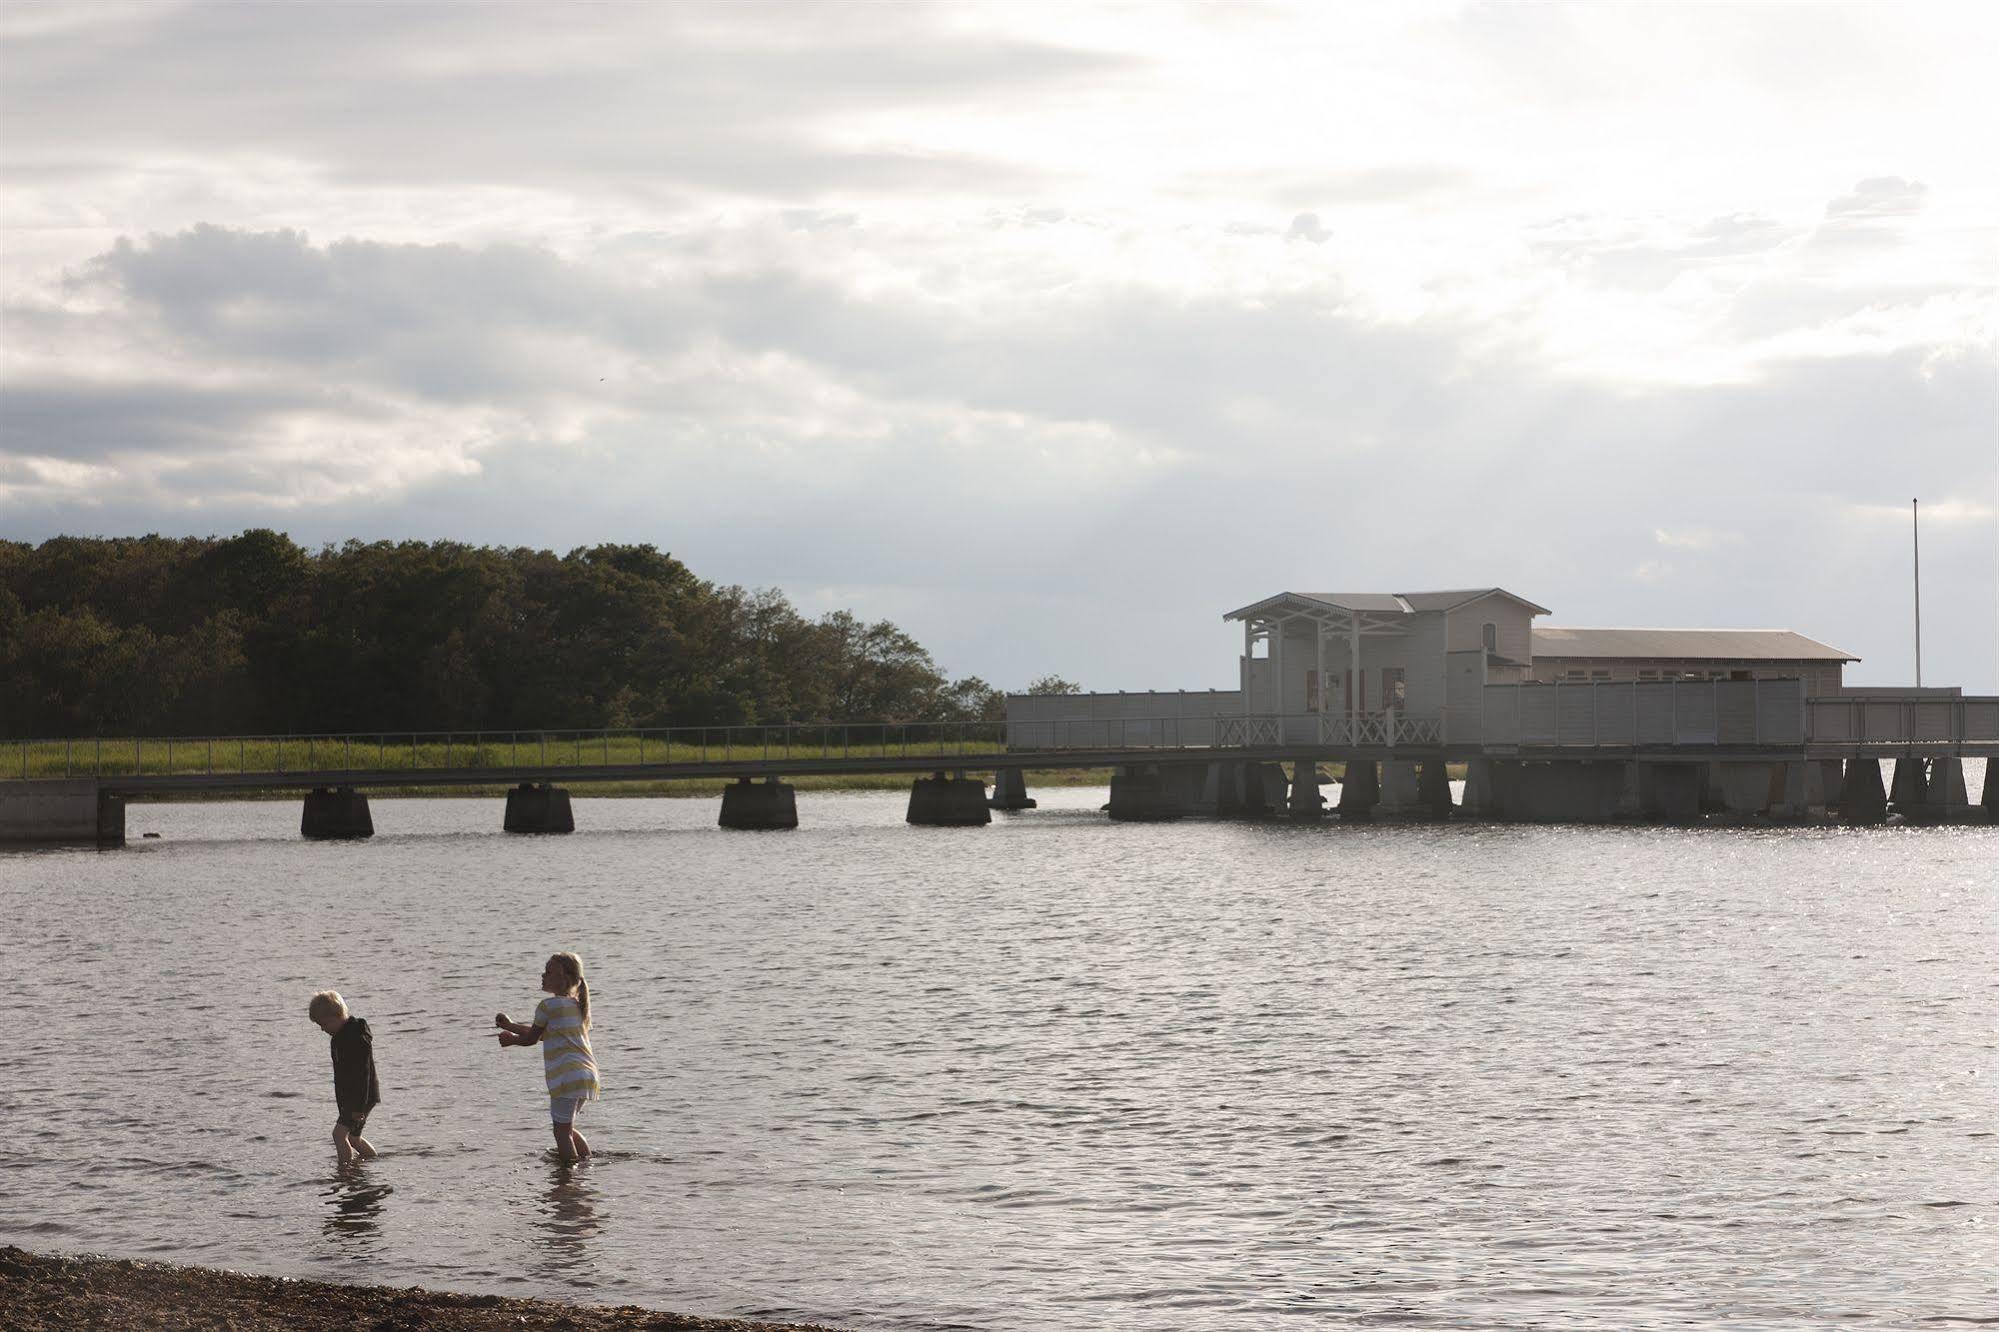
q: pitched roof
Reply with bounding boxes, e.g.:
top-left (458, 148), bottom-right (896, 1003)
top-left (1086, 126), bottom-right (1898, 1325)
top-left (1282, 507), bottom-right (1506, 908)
top-left (1397, 588), bottom-right (1553, 615)
top-left (1532, 627), bottom-right (1859, 662)
top-left (1224, 587), bottom-right (1551, 620)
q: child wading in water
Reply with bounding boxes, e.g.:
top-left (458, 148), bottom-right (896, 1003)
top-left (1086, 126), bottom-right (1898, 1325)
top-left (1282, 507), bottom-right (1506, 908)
top-left (308, 990), bottom-right (381, 1163)
top-left (495, 952), bottom-right (600, 1160)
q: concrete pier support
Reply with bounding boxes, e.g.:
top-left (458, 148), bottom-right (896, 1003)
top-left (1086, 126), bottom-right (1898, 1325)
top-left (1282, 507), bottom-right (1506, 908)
top-left (1769, 762), bottom-right (1823, 823)
top-left (98, 788), bottom-right (125, 846)
top-left (1887, 752), bottom-right (1928, 814)
top-left (1107, 764), bottom-right (1184, 822)
top-left (988, 768), bottom-right (1037, 810)
top-left (719, 776), bottom-right (798, 830)
top-left (908, 773), bottom-right (991, 826)
top-left (1986, 760), bottom-right (1999, 819)
top-left (1213, 761), bottom-right (1284, 819)
top-left (1636, 763), bottom-right (1702, 823)
top-left (1418, 762), bottom-right (1455, 819)
top-left (1837, 758), bottom-right (1887, 825)
top-left (1714, 762), bottom-right (1784, 818)
top-left (1375, 760), bottom-right (1423, 818)
top-left (1461, 758), bottom-right (1496, 818)
top-left (1287, 759), bottom-right (1325, 820)
top-left (1485, 761), bottom-right (1623, 822)
top-left (504, 783), bottom-right (575, 834)
top-left (1339, 761), bottom-right (1378, 821)
top-left (301, 786), bottom-right (373, 840)
top-left (0, 779), bottom-right (124, 846)
top-left (1917, 757), bottom-right (1983, 823)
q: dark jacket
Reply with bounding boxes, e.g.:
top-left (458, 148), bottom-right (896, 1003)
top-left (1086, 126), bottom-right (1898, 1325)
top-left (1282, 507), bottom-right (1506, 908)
top-left (330, 1017), bottom-right (383, 1114)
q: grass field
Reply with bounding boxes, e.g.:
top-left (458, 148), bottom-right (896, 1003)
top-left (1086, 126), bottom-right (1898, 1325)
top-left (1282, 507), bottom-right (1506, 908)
top-left (2, 731), bottom-right (1462, 797)
top-left (0, 727), bottom-right (1017, 783)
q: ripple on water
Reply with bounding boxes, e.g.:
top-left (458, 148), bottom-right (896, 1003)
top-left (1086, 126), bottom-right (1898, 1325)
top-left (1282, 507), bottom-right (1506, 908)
top-left (2, 791), bottom-right (1995, 1331)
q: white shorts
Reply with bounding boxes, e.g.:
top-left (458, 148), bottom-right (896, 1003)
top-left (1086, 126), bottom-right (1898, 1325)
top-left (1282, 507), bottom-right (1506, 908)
top-left (550, 1096), bottom-right (585, 1126)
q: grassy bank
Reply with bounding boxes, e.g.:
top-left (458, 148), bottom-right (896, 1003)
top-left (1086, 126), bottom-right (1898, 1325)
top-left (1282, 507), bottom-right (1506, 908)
top-left (1, 729), bottom-right (1013, 784)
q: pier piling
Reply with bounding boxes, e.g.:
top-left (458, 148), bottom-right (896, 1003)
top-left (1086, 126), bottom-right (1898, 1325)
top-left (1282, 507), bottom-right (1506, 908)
top-left (504, 783), bottom-right (575, 834)
top-left (719, 776), bottom-right (798, 830)
top-left (301, 786), bottom-right (373, 840)
top-left (908, 773), bottom-right (992, 826)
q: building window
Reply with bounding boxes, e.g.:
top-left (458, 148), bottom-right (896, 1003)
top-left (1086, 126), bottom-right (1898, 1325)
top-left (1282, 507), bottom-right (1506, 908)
top-left (1382, 666), bottom-right (1406, 711)
top-left (1482, 622), bottom-right (1498, 652)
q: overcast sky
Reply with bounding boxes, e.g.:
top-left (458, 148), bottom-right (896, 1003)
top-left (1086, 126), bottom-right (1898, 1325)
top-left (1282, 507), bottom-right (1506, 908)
top-left (3, 0), bottom-right (1995, 692)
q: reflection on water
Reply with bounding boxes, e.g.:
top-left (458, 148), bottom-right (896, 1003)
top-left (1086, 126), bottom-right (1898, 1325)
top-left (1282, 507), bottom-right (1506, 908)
top-left (2, 789), bottom-right (1995, 1331)
top-left (323, 1162), bottom-right (392, 1241)
top-left (535, 1162), bottom-right (602, 1281)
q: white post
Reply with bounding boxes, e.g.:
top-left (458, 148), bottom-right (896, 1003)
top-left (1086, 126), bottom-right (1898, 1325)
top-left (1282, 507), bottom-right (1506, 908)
top-left (1316, 623), bottom-right (1326, 718)
top-left (1349, 618), bottom-right (1361, 716)
top-left (1243, 620), bottom-right (1254, 720)
top-left (1272, 614), bottom-right (1286, 737)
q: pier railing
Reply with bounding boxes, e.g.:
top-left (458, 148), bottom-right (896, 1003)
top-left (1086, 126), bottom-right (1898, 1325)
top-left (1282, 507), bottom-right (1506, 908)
top-left (2, 712), bottom-right (1444, 782)
top-left (7, 691), bottom-right (1997, 782)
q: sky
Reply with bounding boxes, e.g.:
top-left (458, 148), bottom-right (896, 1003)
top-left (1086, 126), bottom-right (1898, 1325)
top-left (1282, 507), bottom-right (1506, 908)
top-left (3, 0), bottom-right (1995, 693)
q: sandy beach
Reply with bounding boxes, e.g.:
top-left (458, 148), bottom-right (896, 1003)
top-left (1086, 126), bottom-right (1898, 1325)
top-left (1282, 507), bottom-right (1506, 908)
top-left (0, 1247), bottom-right (849, 1332)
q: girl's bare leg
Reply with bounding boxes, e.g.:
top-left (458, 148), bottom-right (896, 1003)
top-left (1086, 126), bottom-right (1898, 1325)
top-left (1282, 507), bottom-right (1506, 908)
top-left (551, 1123), bottom-right (576, 1160)
top-left (569, 1126), bottom-right (590, 1161)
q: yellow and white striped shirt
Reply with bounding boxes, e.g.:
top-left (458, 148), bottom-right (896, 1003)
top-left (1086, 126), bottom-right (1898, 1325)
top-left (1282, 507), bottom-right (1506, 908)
top-left (534, 995), bottom-right (600, 1101)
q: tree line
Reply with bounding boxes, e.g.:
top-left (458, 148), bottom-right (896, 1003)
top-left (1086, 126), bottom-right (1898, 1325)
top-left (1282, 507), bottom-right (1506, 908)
top-left (0, 532), bottom-right (1080, 737)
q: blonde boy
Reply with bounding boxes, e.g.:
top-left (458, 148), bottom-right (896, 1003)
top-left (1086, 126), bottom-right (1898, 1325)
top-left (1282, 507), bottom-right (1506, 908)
top-left (308, 990), bottom-right (381, 1162)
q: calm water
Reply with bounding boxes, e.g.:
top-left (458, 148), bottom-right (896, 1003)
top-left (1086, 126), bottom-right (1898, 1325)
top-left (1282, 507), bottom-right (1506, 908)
top-left (1, 785), bottom-right (1994, 1330)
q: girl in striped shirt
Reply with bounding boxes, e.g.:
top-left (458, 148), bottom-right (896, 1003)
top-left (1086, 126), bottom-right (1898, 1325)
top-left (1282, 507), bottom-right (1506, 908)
top-left (495, 951), bottom-right (600, 1161)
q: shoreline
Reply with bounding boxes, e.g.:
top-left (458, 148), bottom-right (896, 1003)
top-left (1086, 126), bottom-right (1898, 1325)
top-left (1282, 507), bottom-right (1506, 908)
top-left (0, 1246), bottom-right (850, 1332)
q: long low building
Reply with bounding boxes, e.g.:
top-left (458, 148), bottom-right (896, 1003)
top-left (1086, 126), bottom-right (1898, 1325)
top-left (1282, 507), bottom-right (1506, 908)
top-left (1530, 626), bottom-right (1855, 692)
top-left (1009, 586), bottom-right (1865, 747)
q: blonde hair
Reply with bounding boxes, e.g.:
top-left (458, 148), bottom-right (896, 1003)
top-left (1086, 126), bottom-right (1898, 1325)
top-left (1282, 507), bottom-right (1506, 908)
top-left (550, 951), bottom-right (590, 1030)
top-left (307, 990), bottom-right (347, 1023)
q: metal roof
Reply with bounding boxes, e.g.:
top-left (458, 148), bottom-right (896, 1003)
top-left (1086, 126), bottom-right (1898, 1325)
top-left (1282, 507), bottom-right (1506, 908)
top-left (1532, 627), bottom-right (1859, 662)
top-left (1224, 587), bottom-right (1552, 620)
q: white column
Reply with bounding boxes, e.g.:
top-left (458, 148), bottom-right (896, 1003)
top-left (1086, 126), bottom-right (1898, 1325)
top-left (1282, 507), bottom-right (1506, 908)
top-left (1349, 619), bottom-right (1362, 715)
top-left (1242, 620), bottom-right (1254, 718)
top-left (1316, 623), bottom-right (1326, 716)
top-left (1272, 615), bottom-right (1286, 723)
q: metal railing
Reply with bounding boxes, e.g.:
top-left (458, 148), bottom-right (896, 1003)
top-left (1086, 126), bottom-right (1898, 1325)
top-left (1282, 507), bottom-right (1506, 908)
top-left (10, 694), bottom-right (1993, 783)
top-left (4, 712), bottom-right (1447, 782)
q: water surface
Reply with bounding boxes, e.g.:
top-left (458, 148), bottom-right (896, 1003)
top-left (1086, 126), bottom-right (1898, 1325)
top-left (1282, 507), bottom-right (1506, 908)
top-left (2, 786), bottom-right (1994, 1330)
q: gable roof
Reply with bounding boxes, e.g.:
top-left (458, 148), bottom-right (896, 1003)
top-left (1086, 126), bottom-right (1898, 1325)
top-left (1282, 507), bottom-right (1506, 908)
top-left (1532, 627), bottom-right (1859, 662)
top-left (1225, 587), bottom-right (1551, 621)
top-left (1397, 588), bottom-right (1553, 615)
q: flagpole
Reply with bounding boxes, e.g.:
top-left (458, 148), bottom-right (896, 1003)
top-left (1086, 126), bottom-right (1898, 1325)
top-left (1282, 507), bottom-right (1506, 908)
top-left (1912, 497), bottom-right (1922, 687)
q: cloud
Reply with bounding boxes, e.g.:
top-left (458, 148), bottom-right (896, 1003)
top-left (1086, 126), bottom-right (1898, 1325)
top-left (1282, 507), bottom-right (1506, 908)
top-left (1825, 176), bottom-right (1929, 219)
top-left (1286, 212), bottom-right (1332, 244)
top-left (1652, 528), bottom-right (1739, 551)
top-left (2, 5), bottom-right (1994, 691)
top-left (0, 2), bottom-right (1123, 200)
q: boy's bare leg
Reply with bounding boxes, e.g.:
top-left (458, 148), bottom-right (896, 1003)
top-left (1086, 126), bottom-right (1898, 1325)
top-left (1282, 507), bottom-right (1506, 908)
top-left (333, 1126), bottom-right (356, 1164)
top-left (352, 1133), bottom-right (377, 1159)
